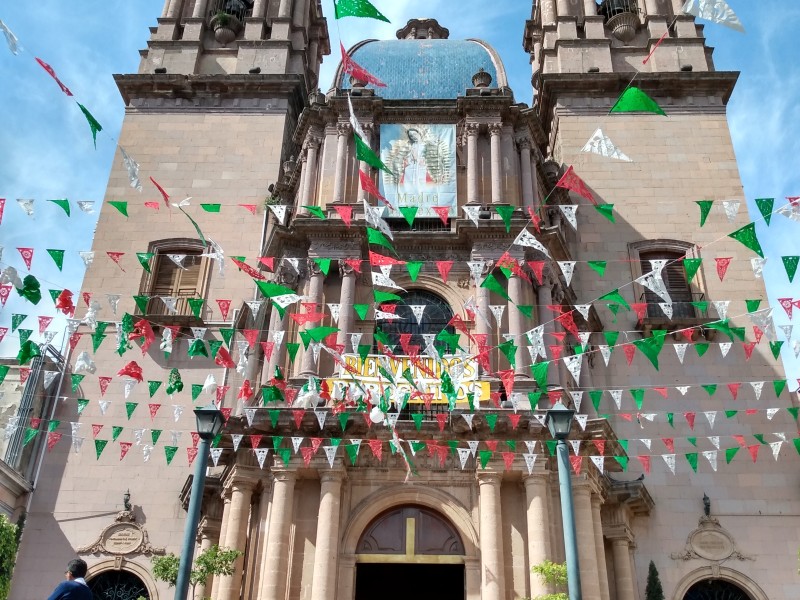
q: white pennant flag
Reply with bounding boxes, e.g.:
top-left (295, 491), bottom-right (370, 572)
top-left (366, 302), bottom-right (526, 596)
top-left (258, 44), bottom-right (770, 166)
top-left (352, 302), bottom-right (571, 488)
top-left (599, 345), bottom-right (612, 366)
top-left (161, 296), bottom-right (178, 315)
top-left (659, 303), bottom-right (673, 319)
top-left (713, 300), bottom-right (730, 320)
top-left (721, 199), bottom-right (740, 222)
top-left (574, 414), bottom-right (588, 431)
top-left (170, 431), bottom-right (182, 447)
top-left (133, 429), bottom-right (146, 446)
top-left (575, 305), bottom-right (591, 320)
top-left (43, 371), bottom-right (59, 389)
top-left (190, 327), bottom-right (206, 339)
top-left (408, 305), bottom-right (426, 325)
top-left (523, 441), bottom-right (537, 454)
top-left (203, 374), bottom-right (218, 395)
top-left (386, 412), bottom-right (399, 428)
top-left (347, 93), bottom-right (367, 139)
top-left (532, 414), bottom-right (547, 427)
top-left (703, 450), bottom-right (718, 472)
top-left (311, 342), bottom-right (322, 364)
top-left (244, 408), bottom-right (256, 427)
top-left (461, 414), bottom-right (475, 430)
top-left (78, 251), bottom-right (95, 268)
top-left (704, 411), bottom-right (717, 429)
top-left (719, 342), bottom-right (732, 358)
top-left (794, 339), bottom-right (800, 359)
top-left (523, 453), bottom-right (538, 475)
top-left (490, 305), bottom-right (505, 327)
top-left (558, 261), bottom-right (576, 286)
top-left (372, 271), bottom-right (405, 290)
top-left (779, 324), bottom-right (793, 342)
top-left (467, 261), bottom-right (487, 285)
top-left (750, 257), bottom-right (767, 279)
top-left (770, 441), bottom-right (783, 461)
top-left (324, 446), bottom-right (337, 468)
top-left (609, 389), bottom-right (622, 409)
top-left (640, 438), bottom-right (652, 450)
top-left (750, 381), bottom-right (764, 400)
top-left (636, 269), bottom-right (671, 304)
top-left (255, 448), bottom-right (270, 469)
top-left (246, 300), bottom-right (264, 316)
top-left (271, 330), bottom-right (286, 347)
top-left (581, 128), bottom-right (632, 161)
top-left (98, 400), bottom-right (111, 415)
top-left (766, 408), bottom-right (779, 421)
top-left (513, 229), bottom-right (550, 257)
top-left (74, 351), bottom-right (96, 374)
top-left (17, 199), bottom-right (34, 217)
top-left (662, 454), bottom-right (676, 474)
top-left (160, 327), bottom-right (175, 354)
top-left (272, 294), bottom-right (302, 310)
top-left (328, 304), bottom-right (341, 324)
top-left (173, 405), bottom-right (183, 423)
top-left (375, 309), bottom-right (403, 321)
top-left (362, 200), bottom-right (393, 240)
top-left (268, 204), bottom-right (288, 225)
top-left (590, 455), bottom-right (604, 474)
top-left (77, 201), bottom-right (95, 213)
top-left (291, 437), bottom-right (304, 453)
top-left (569, 391), bottom-right (583, 413)
top-left (568, 440), bottom-right (580, 455)
top-left (72, 437), bottom-right (85, 454)
top-left (123, 379), bottom-right (137, 399)
top-left (210, 447), bottom-right (224, 466)
top-left (708, 435), bottom-right (720, 449)
top-left (284, 257), bottom-right (300, 274)
top-left (558, 206), bottom-right (578, 231)
top-left (167, 254), bottom-right (187, 269)
top-left (467, 440), bottom-right (480, 458)
top-left (0, 19), bottom-right (21, 55)
top-left (463, 206), bottom-right (480, 227)
top-left (231, 434), bottom-right (243, 452)
top-left (142, 444), bottom-right (154, 462)
top-left (457, 447), bottom-right (471, 469)
top-left (349, 333), bottom-right (362, 353)
top-left (118, 146), bottom-right (143, 192)
top-left (526, 326), bottom-right (546, 359)
top-left (314, 410), bottom-right (327, 429)
top-left (563, 355), bottom-right (582, 385)
top-left (676, 386), bottom-right (690, 395)
top-left (682, 0), bottom-right (744, 32)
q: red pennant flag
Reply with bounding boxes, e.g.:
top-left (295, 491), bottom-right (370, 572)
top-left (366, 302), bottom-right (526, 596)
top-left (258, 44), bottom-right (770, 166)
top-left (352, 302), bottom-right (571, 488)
top-left (0, 285), bottom-right (10, 307)
top-left (343, 258), bottom-right (362, 273)
top-left (334, 205), bottom-right (353, 227)
top-left (432, 206), bottom-right (450, 225)
top-left (631, 303), bottom-right (647, 322)
top-left (239, 203), bottom-right (257, 215)
top-left (35, 58), bottom-right (73, 96)
top-left (238, 380), bottom-right (254, 401)
top-left (727, 383), bottom-right (741, 400)
top-left (131, 319), bottom-right (156, 354)
top-left (398, 333), bottom-right (413, 354)
top-left (555, 166), bottom-right (596, 205)
top-left (149, 177), bottom-right (170, 207)
top-left (623, 345), bottom-right (636, 366)
top-left (509, 413), bottom-right (521, 429)
top-left (653, 387), bottom-right (668, 398)
top-left (0, 198), bottom-right (4, 225)
top-left (778, 298), bottom-right (793, 319)
top-left (485, 440), bottom-right (499, 452)
top-left (527, 261), bottom-right (545, 285)
top-left (186, 446), bottom-right (198, 465)
top-left (733, 434), bottom-right (746, 447)
top-left (745, 409), bottom-right (757, 416)
top-left (569, 455), bottom-right (583, 475)
top-left (436, 413), bottom-right (447, 432)
top-left (118, 361), bottom-right (144, 382)
top-left (19, 368), bottom-right (31, 386)
top-left (92, 424), bottom-right (103, 439)
top-left (220, 407), bottom-right (232, 421)
top-left (231, 258), bottom-right (266, 280)
top-left (242, 329), bottom-right (259, 348)
top-left (148, 403), bottom-right (161, 420)
top-left (684, 412), bottom-right (696, 430)
top-left (637, 455), bottom-right (651, 474)
top-left (291, 312), bottom-right (326, 326)
top-left (788, 196), bottom-right (800, 208)
top-left (359, 169), bottom-right (390, 207)
top-left (107, 252), bottom-right (126, 271)
top-left (117, 440), bottom-right (131, 460)
top-left (715, 257), bottom-right (732, 281)
top-left (215, 385), bottom-right (230, 405)
top-left (368, 439), bottom-right (383, 461)
top-left (436, 261), bottom-right (454, 283)
top-left (284, 388), bottom-right (298, 405)
top-left (526, 206), bottom-right (542, 232)
top-left (299, 446), bottom-right (313, 466)
top-left (215, 347), bottom-right (236, 368)
top-left (144, 201), bottom-right (160, 211)
top-left (260, 341), bottom-right (275, 362)
top-left (55, 290), bottom-right (76, 317)
top-left (292, 410), bottom-right (305, 429)
top-left (249, 434), bottom-right (262, 449)
top-left (680, 329), bottom-right (695, 343)
top-left (259, 257), bottom-right (275, 271)
top-left (38, 316), bottom-right (53, 335)
top-left (592, 440), bottom-right (606, 455)
top-left (0, 328), bottom-right (6, 344)
top-left (216, 299), bottom-right (232, 320)
top-left (502, 452), bottom-right (515, 471)
top-left (98, 377), bottom-right (112, 397)
top-left (369, 251), bottom-right (405, 266)
top-left (490, 392), bottom-right (502, 408)
top-left (47, 431), bottom-right (62, 452)
top-left (82, 292), bottom-right (92, 307)
top-left (747, 444), bottom-right (759, 463)
top-left (17, 247), bottom-right (34, 270)
top-left (662, 438), bottom-right (674, 453)
top-left (752, 326), bottom-right (764, 344)
top-left (550, 332), bottom-right (567, 343)
top-left (555, 312), bottom-right (580, 339)
top-left (340, 42), bottom-right (387, 87)
top-left (498, 369), bottom-right (516, 396)
top-left (547, 390), bottom-right (562, 406)
top-left (68, 332), bottom-right (81, 351)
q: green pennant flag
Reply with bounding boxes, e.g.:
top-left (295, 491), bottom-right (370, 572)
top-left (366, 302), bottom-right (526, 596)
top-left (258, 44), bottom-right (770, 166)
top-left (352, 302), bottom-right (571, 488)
top-left (687, 437), bottom-right (697, 447)
top-left (148, 381), bottom-right (163, 398)
top-left (793, 438), bottom-right (800, 455)
top-left (94, 439), bottom-right (108, 459)
top-left (108, 201), bottom-right (128, 217)
top-left (200, 204), bottom-right (221, 213)
top-left (406, 261), bottom-right (424, 281)
top-left (11, 314), bottom-right (26, 332)
top-left (481, 273), bottom-right (511, 302)
top-left (531, 362), bottom-right (549, 388)
top-left (604, 331), bottom-right (619, 347)
top-left (286, 343), bottom-right (300, 363)
top-left (302, 206), bottom-right (326, 219)
top-left (136, 252), bottom-right (154, 273)
top-left (18, 329), bottom-right (32, 346)
top-left (208, 340), bottom-right (223, 359)
top-left (353, 304), bottom-right (370, 320)
top-left (618, 439), bottom-right (629, 452)
top-left (164, 446), bottom-right (178, 465)
top-left (614, 456), bottom-right (629, 471)
top-left (188, 339), bottom-right (208, 358)
top-left (773, 379), bottom-right (787, 397)
top-left (47, 249), bottom-right (65, 271)
top-left (589, 390), bottom-right (603, 411)
top-left (187, 298), bottom-right (204, 318)
top-left (685, 452), bottom-right (698, 473)
top-left (610, 86), bottom-right (666, 116)
top-left (358, 344), bottom-right (371, 362)
top-left (446, 440), bottom-right (459, 456)
top-left (475, 450), bottom-right (491, 469)
top-left (91, 332), bottom-right (106, 353)
top-left (166, 368), bottom-right (183, 395)
top-left (262, 387), bottom-right (283, 405)
top-left (268, 410), bottom-right (281, 428)
top-left (769, 341), bottom-right (784, 360)
top-left (725, 447), bottom-right (739, 464)
top-left (17, 340), bottom-right (41, 365)
top-left (789, 407), bottom-right (799, 421)
top-left (255, 281), bottom-right (296, 298)
top-left (374, 290), bottom-right (402, 304)
top-left (495, 206), bottom-right (515, 232)
top-left (754, 198), bottom-right (774, 225)
top-left (22, 427), bottom-right (38, 447)
top-left (219, 328), bottom-right (235, 348)
top-left (435, 330), bottom-right (460, 354)
top-left (411, 413), bottom-right (424, 431)
top-left (211, 433), bottom-right (222, 448)
top-left (545, 440), bottom-right (557, 456)
top-left (528, 391), bottom-right (542, 411)
top-left (71, 374), bottom-right (85, 392)
top-left (112, 426), bottom-right (123, 442)
top-left (313, 258), bottom-right (332, 276)
top-left (695, 343), bottom-right (709, 357)
top-left (701, 384), bottom-right (717, 396)
top-left (485, 414), bottom-right (498, 432)
top-left (667, 413), bottom-right (674, 427)
top-left (76, 399), bottom-right (90, 415)
top-left (691, 300), bottom-right (709, 313)
top-left (374, 330), bottom-right (391, 347)
top-left (338, 413), bottom-right (349, 432)
top-left (683, 258), bottom-right (703, 283)
top-left (594, 204), bottom-right (615, 223)
top-left (334, 0), bottom-right (390, 22)
top-left (0, 366), bottom-right (8, 386)
top-left (632, 330), bottom-right (666, 370)
top-left (275, 448), bottom-right (290, 466)
top-left (47, 198), bottom-right (71, 216)
top-left (133, 295), bottom-right (149, 314)
top-left (125, 402), bottom-right (137, 419)
top-left (150, 430), bottom-right (162, 445)
top-left (745, 299), bottom-right (762, 313)
top-left (354, 133), bottom-right (392, 173)
top-left (16, 276), bottom-right (41, 305)
top-left (598, 289), bottom-right (631, 311)
top-left (191, 384), bottom-right (203, 401)
top-left (341, 443), bottom-right (358, 466)
top-left (366, 227), bottom-right (395, 253)
top-left (725, 410), bottom-right (738, 419)
top-left (497, 340), bottom-right (517, 368)
top-left (505, 440), bottom-right (516, 452)
top-left (49, 289), bottom-right (62, 304)
top-left (306, 326), bottom-right (339, 344)
top-left (77, 103), bottom-right (103, 147)
top-left (48, 420), bottom-right (60, 433)
top-left (782, 256), bottom-right (799, 282)
top-left (696, 200), bottom-right (713, 227)
top-left (587, 261), bottom-right (607, 277)
top-left (630, 388), bottom-right (645, 410)
top-left (753, 434), bottom-right (767, 446)
top-left (399, 206), bottom-right (418, 226)
top-left (728, 222), bottom-right (764, 257)
top-left (517, 305), bottom-right (534, 319)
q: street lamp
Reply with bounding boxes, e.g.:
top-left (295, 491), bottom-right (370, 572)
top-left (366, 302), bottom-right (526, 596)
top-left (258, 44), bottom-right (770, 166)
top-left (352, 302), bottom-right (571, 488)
top-left (174, 406), bottom-right (225, 600)
top-left (545, 400), bottom-right (582, 600)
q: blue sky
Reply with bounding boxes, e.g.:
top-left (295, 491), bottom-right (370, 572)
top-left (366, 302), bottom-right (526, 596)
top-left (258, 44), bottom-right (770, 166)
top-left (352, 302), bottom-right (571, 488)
top-left (0, 1), bottom-right (798, 384)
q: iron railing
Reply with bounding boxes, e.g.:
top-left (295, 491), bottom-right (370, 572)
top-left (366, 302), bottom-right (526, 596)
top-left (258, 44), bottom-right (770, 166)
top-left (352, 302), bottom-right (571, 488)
top-left (598, 0), bottom-right (640, 20)
top-left (208, 0), bottom-right (253, 21)
top-left (146, 290), bottom-right (204, 319)
top-left (639, 292), bottom-right (708, 320)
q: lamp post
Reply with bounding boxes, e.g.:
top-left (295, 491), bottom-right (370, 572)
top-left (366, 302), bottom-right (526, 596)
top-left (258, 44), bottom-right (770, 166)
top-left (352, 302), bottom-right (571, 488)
top-left (174, 406), bottom-right (225, 600)
top-left (545, 400), bottom-right (581, 600)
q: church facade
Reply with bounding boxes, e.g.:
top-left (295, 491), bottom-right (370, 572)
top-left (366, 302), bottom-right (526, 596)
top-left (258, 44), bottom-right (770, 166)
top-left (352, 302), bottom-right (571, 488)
top-left (11, 1), bottom-right (800, 600)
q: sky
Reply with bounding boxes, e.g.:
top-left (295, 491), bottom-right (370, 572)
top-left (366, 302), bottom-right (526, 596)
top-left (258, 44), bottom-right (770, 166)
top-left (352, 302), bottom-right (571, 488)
top-left (0, 0), bottom-right (798, 383)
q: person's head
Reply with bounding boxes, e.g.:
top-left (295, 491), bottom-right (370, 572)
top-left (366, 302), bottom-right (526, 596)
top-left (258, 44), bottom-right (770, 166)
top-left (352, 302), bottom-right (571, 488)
top-left (407, 128), bottom-right (421, 142)
top-left (66, 558), bottom-right (88, 580)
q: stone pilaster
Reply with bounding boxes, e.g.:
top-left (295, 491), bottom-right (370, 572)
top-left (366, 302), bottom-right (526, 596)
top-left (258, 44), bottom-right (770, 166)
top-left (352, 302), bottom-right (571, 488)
top-left (477, 472), bottom-right (505, 600)
top-left (489, 123), bottom-right (503, 205)
top-left (311, 470), bottom-right (345, 600)
top-left (336, 262), bottom-right (358, 351)
top-left (518, 137), bottom-right (535, 209)
top-left (592, 494), bottom-right (610, 600)
top-left (466, 123), bottom-right (480, 205)
top-left (259, 470), bottom-right (297, 600)
top-left (524, 472), bottom-right (552, 597)
top-left (573, 481), bottom-right (601, 600)
top-left (333, 123), bottom-right (352, 204)
top-left (217, 474), bottom-right (257, 600)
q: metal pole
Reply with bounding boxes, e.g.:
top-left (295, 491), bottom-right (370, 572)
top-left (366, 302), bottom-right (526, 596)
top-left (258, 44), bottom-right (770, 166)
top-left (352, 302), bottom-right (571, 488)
top-left (174, 437), bottom-right (211, 600)
top-left (556, 438), bottom-right (582, 600)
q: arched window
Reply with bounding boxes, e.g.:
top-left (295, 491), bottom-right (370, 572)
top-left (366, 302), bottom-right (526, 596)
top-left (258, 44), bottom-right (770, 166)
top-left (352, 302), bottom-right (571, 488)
top-left (88, 570), bottom-right (150, 600)
top-left (683, 579), bottom-right (753, 600)
top-left (374, 290), bottom-right (455, 354)
top-left (639, 248), bottom-right (696, 318)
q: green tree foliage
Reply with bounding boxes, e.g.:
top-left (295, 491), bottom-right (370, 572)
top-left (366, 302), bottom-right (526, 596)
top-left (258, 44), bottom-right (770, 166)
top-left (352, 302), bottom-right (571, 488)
top-left (151, 545), bottom-right (242, 600)
top-left (645, 560), bottom-right (665, 600)
top-left (0, 515), bottom-right (20, 599)
top-left (530, 560), bottom-right (568, 600)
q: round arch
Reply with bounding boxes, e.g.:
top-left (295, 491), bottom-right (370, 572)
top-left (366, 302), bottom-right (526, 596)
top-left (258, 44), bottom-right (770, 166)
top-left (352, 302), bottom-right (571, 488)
top-left (87, 558), bottom-right (160, 600)
top-left (672, 567), bottom-right (768, 600)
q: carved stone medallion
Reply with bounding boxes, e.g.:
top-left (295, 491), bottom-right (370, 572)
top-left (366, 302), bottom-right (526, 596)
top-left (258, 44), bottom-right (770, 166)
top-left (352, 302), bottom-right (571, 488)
top-left (78, 510), bottom-right (165, 557)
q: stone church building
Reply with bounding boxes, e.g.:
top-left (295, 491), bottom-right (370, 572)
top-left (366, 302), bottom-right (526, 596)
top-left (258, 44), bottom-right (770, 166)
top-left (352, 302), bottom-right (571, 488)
top-left (10, 1), bottom-right (799, 599)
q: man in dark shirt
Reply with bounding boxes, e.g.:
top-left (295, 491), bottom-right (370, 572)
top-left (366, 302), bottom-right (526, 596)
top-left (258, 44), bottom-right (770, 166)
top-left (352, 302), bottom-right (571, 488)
top-left (47, 558), bottom-right (93, 600)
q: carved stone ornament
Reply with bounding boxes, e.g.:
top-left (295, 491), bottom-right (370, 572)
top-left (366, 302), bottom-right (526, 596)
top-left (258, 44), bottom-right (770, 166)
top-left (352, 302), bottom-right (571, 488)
top-left (670, 516), bottom-right (752, 563)
top-left (77, 510), bottom-right (166, 557)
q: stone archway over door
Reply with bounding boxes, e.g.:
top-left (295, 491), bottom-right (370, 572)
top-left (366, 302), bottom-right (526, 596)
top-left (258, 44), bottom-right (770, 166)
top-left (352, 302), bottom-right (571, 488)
top-left (683, 579), bottom-right (753, 600)
top-left (88, 570), bottom-right (150, 600)
top-left (354, 505), bottom-right (466, 600)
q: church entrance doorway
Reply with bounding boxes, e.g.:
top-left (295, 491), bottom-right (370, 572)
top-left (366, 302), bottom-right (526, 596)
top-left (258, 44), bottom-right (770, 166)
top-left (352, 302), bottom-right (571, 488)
top-left (354, 505), bottom-right (466, 600)
top-left (683, 579), bottom-right (753, 600)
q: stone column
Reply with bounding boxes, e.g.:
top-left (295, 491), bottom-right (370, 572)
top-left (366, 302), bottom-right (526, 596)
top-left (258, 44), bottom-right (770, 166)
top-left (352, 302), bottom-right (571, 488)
top-left (278, 0), bottom-right (293, 18)
top-left (292, 0), bottom-right (307, 28)
top-left (311, 470), bottom-right (345, 600)
top-left (477, 472), bottom-right (506, 600)
top-left (671, 0), bottom-right (685, 14)
top-left (166, 0), bottom-right (183, 19)
top-left (210, 492), bottom-right (233, 599)
top-left (217, 477), bottom-right (256, 600)
top-left (541, 0), bottom-right (557, 25)
top-left (336, 262), bottom-right (358, 351)
top-left (611, 536), bottom-right (636, 600)
top-left (251, 0), bottom-right (267, 18)
top-left (356, 124), bottom-right (374, 203)
top-left (299, 259), bottom-right (325, 379)
top-left (260, 470), bottom-right (297, 600)
top-left (507, 275), bottom-right (528, 379)
top-left (466, 123), bottom-right (480, 205)
top-left (161, 0), bottom-right (172, 18)
top-left (251, 482), bottom-right (272, 597)
top-left (519, 137), bottom-right (535, 210)
top-left (556, 0), bottom-right (572, 17)
top-left (489, 123), bottom-right (503, 205)
top-left (191, 0), bottom-right (209, 18)
top-left (300, 135), bottom-right (322, 207)
top-left (644, 0), bottom-right (661, 16)
top-left (332, 123), bottom-right (352, 204)
top-left (592, 495), bottom-right (610, 600)
top-left (531, 155), bottom-right (541, 208)
top-left (573, 482), bottom-right (602, 600)
top-left (524, 473), bottom-right (552, 597)
top-left (583, 0), bottom-right (596, 16)
top-left (194, 517), bottom-right (221, 600)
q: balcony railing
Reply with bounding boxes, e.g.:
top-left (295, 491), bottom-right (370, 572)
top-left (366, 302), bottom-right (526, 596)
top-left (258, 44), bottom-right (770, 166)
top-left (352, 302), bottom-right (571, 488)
top-left (145, 290), bottom-right (205, 321)
top-left (639, 292), bottom-right (708, 320)
top-left (208, 0), bottom-right (253, 21)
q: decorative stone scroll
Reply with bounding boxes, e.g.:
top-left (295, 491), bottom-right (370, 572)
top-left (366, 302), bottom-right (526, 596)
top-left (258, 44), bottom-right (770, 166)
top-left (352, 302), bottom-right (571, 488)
top-left (78, 510), bottom-right (165, 556)
top-left (670, 516), bottom-right (752, 563)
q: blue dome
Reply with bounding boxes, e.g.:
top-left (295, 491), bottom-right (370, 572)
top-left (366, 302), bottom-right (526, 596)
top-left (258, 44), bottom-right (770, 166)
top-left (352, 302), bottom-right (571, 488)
top-left (337, 39), bottom-right (504, 100)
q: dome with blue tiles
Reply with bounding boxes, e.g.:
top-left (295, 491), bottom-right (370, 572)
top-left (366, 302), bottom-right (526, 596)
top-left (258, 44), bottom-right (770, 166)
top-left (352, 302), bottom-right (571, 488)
top-left (334, 18), bottom-right (508, 100)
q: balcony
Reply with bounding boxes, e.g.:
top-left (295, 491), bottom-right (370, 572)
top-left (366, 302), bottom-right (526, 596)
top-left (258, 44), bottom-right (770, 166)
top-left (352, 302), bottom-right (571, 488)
top-left (598, 0), bottom-right (641, 43)
top-left (638, 292), bottom-right (717, 340)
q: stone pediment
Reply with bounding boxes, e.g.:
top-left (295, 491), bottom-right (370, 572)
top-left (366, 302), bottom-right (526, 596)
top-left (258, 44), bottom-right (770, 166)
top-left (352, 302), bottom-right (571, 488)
top-left (670, 516), bottom-right (752, 564)
top-left (77, 510), bottom-right (165, 557)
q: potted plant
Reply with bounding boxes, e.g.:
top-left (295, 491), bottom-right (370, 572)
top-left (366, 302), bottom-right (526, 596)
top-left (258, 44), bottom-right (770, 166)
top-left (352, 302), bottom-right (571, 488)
top-left (210, 10), bottom-right (242, 45)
